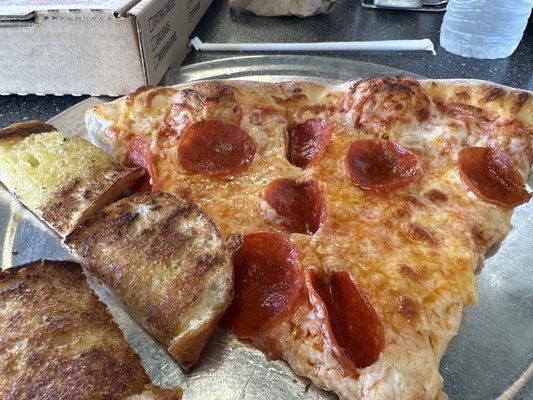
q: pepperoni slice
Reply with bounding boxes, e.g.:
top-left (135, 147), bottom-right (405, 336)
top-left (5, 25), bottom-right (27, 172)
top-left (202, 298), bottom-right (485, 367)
top-left (305, 268), bottom-right (356, 375)
top-left (178, 119), bottom-right (256, 176)
top-left (345, 140), bottom-right (419, 193)
top-left (262, 179), bottom-right (326, 234)
top-left (305, 268), bottom-right (385, 370)
top-left (287, 118), bottom-right (332, 169)
top-left (128, 176), bottom-right (152, 193)
top-left (458, 147), bottom-right (530, 208)
top-left (224, 232), bottom-right (303, 338)
top-left (124, 136), bottom-right (157, 191)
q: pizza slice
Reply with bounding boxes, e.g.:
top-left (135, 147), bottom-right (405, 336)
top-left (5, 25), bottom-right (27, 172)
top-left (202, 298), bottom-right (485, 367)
top-left (226, 78), bottom-right (531, 399)
top-left (0, 260), bottom-right (182, 400)
top-left (65, 191), bottom-right (241, 369)
top-left (84, 78), bottom-right (531, 399)
top-left (0, 120), bottom-right (144, 237)
top-left (85, 81), bottom-right (303, 235)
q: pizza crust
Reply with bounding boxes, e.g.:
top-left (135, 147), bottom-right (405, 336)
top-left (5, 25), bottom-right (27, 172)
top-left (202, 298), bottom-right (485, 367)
top-left (420, 79), bottom-right (532, 126)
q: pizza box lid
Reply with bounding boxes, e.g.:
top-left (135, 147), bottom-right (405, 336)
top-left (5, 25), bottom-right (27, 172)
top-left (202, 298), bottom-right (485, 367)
top-left (0, 1), bottom-right (139, 18)
top-left (0, 0), bottom-right (213, 96)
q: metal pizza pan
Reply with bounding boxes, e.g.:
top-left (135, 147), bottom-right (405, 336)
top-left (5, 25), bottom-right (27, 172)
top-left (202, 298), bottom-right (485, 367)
top-left (1, 55), bottom-right (531, 400)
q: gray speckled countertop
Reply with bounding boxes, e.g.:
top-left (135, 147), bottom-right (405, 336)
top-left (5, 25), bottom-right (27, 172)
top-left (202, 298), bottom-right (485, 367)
top-left (0, 0), bottom-right (531, 127)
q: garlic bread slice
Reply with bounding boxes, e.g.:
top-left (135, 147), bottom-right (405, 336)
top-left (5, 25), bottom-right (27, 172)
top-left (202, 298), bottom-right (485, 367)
top-left (0, 260), bottom-right (182, 400)
top-left (0, 120), bottom-right (144, 237)
top-left (66, 191), bottom-right (241, 369)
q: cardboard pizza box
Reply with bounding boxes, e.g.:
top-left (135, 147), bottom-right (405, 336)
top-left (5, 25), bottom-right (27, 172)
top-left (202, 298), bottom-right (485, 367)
top-left (0, 0), bottom-right (213, 96)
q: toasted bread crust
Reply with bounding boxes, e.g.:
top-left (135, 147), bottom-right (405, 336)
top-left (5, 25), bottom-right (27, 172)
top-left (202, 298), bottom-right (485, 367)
top-left (66, 192), bottom-right (239, 369)
top-left (1, 120), bottom-right (56, 139)
top-left (40, 165), bottom-right (144, 237)
top-left (127, 385), bottom-right (183, 400)
top-left (0, 260), bottom-right (151, 400)
top-left (168, 233), bottom-right (241, 369)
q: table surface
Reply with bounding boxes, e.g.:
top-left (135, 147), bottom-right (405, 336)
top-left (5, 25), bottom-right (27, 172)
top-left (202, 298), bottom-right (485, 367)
top-left (0, 0), bottom-right (531, 127)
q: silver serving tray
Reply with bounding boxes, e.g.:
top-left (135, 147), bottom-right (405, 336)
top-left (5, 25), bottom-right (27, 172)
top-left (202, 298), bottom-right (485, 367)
top-left (1, 56), bottom-right (531, 399)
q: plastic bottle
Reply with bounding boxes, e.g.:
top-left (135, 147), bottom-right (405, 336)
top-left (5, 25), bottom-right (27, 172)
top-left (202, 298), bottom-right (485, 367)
top-left (440, 0), bottom-right (533, 59)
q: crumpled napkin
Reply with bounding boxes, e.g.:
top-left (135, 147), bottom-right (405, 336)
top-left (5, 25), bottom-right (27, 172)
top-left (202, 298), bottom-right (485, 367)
top-left (229, 0), bottom-right (338, 17)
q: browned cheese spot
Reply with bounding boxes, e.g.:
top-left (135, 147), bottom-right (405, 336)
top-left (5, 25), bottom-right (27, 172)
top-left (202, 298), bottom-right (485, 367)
top-left (396, 264), bottom-right (424, 280)
top-left (400, 223), bottom-right (438, 246)
top-left (424, 189), bottom-right (448, 203)
top-left (470, 225), bottom-right (490, 250)
top-left (145, 87), bottom-right (178, 108)
top-left (397, 296), bottom-right (419, 321)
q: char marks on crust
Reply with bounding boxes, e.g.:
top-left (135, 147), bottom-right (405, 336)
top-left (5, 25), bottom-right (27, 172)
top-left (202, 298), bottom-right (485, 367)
top-left (480, 86), bottom-right (505, 103)
top-left (435, 91), bottom-right (532, 169)
top-left (39, 165), bottom-right (138, 235)
top-left (169, 82), bottom-right (241, 133)
top-left (176, 81), bottom-right (236, 107)
top-left (6, 348), bottom-right (142, 400)
top-left (451, 90), bottom-right (471, 103)
top-left (273, 92), bottom-right (309, 107)
top-left (0, 120), bottom-right (56, 139)
top-left (126, 85), bottom-right (154, 106)
top-left (424, 79), bottom-right (532, 119)
top-left (341, 77), bottom-right (431, 135)
top-left (509, 91), bottom-right (530, 114)
top-left (435, 101), bottom-right (485, 121)
top-left (40, 178), bottom-right (81, 226)
top-left (67, 191), bottom-right (206, 264)
top-left (478, 83), bottom-right (531, 115)
top-left (0, 128), bottom-right (145, 238)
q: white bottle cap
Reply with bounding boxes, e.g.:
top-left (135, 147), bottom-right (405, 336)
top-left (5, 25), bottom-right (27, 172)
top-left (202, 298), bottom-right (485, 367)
top-left (374, 0), bottom-right (423, 7)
